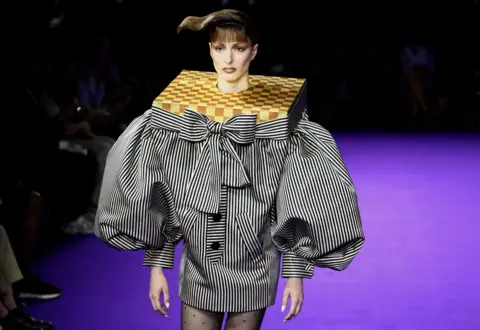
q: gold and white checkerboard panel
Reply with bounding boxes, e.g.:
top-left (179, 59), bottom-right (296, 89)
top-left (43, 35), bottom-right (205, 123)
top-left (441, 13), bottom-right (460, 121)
top-left (153, 70), bottom-right (305, 123)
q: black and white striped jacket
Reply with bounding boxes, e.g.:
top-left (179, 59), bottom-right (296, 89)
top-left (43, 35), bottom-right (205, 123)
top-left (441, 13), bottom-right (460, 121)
top-left (95, 101), bottom-right (365, 313)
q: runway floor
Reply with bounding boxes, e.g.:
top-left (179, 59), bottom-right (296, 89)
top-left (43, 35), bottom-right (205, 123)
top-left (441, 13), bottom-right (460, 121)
top-left (27, 133), bottom-right (480, 330)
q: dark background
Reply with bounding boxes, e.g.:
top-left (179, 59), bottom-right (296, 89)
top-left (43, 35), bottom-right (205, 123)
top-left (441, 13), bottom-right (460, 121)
top-left (8, 0), bottom-right (480, 132)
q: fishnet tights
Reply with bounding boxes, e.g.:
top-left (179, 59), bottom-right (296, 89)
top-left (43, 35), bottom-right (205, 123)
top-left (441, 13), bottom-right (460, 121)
top-left (181, 303), bottom-right (266, 330)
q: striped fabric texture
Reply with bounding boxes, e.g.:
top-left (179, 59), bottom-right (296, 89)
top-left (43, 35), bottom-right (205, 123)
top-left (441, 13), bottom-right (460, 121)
top-left (95, 107), bottom-right (365, 313)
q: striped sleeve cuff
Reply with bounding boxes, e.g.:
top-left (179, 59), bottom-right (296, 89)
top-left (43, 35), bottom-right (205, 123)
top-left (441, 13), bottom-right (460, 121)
top-left (281, 251), bottom-right (314, 278)
top-left (143, 243), bottom-right (175, 269)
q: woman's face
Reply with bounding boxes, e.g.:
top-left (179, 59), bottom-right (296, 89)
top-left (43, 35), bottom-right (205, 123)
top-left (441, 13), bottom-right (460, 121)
top-left (209, 39), bottom-right (258, 84)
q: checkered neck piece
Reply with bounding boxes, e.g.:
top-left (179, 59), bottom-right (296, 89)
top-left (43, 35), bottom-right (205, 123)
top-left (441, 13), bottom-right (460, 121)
top-left (153, 70), bottom-right (306, 123)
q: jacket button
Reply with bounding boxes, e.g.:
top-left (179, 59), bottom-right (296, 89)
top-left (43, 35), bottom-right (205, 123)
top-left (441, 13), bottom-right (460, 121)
top-left (212, 213), bottom-right (222, 222)
top-left (211, 242), bottom-right (220, 250)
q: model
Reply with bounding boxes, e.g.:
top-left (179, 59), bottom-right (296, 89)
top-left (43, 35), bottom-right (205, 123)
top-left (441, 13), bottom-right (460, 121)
top-left (95, 9), bottom-right (365, 330)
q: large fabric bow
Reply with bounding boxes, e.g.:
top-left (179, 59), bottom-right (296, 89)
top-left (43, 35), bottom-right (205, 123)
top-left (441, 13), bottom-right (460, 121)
top-left (179, 109), bottom-right (258, 214)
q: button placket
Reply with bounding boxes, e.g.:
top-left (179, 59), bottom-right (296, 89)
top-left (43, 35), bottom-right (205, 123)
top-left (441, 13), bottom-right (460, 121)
top-left (205, 185), bottom-right (228, 264)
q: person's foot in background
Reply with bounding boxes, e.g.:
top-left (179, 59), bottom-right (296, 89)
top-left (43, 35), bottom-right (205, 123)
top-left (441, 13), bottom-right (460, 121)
top-left (0, 308), bottom-right (54, 330)
top-left (12, 275), bottom-right (61, 301)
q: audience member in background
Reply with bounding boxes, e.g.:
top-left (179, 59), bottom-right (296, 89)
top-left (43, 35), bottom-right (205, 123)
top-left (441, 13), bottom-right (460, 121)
top-left (0, 56), bottom-right (62, 301)
top-left (77, 36), bottom-right (130, 137)
top-left (400, 43), bottom-right (436, 117)
top-left (0, 183), bottom-right (61, 302)
top-left (0, 225), bottom-right (54, 329)
top-left (59, 38), bottom-right (131, 231)
top-left (50, 95), bottom-right (105, 234)
top-left (43, 58), bottom-right (110, 234)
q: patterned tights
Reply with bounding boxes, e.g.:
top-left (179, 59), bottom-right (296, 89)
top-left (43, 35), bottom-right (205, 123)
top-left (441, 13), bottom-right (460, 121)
top-left (181, 303), bottom-right (266, 330)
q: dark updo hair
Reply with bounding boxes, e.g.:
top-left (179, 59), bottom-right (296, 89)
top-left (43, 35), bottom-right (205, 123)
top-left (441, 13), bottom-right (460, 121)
top-left (177, 9), bottom-right (258, 45)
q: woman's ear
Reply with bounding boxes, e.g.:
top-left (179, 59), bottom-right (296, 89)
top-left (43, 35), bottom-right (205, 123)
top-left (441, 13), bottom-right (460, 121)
top-left (208, 42), bottom-right (213, 58)
top-left (251, 44), bottom-right (259, 61)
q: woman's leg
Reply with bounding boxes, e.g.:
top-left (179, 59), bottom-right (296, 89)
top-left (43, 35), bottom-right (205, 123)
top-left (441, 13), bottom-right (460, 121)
top-left (0, 225), bottom-right (23, 286)
top-left (0, 272), bottom-right (16, 312)
top-left (16, 192), bottom-right (44, 275)
top-left (181, 303), bottom-right (224, 330)
top-left (224, 308), bottom-right (267, 330)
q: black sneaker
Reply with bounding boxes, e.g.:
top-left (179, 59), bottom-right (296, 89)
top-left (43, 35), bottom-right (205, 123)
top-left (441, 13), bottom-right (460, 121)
top-left (12, 275), bottom-right (61, 300)
top-left (2, 308), bottom-right (55, 329)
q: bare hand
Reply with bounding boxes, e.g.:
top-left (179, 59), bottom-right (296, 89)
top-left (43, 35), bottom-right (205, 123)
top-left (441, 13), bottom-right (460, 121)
top-left (149, 267), bottom-right (170, 317)
top-left (281, 278), bottom-right (304, 322)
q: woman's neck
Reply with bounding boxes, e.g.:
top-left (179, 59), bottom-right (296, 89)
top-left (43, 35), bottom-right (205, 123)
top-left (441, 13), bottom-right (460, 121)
top-left (217, 76), bottom-right (249, 93)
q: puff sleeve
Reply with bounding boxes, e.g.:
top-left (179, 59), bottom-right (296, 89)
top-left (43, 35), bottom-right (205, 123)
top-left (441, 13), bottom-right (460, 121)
top-left (95, 110), bottom-right (181, 268)
top-left (273, 120), bottom-right (365, 277)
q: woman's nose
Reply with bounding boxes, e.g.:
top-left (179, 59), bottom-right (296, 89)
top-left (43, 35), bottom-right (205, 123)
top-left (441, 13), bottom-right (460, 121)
top-left (224, 51), bottom-right (233, 64)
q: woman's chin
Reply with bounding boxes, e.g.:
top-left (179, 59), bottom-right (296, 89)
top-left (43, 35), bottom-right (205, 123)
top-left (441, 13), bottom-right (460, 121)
top-left (220, 73), bottom-right (240, 83)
